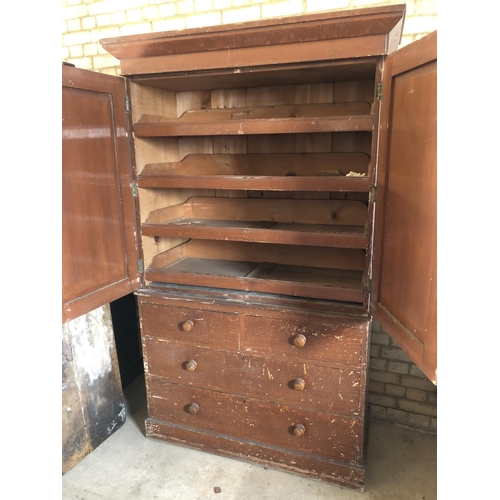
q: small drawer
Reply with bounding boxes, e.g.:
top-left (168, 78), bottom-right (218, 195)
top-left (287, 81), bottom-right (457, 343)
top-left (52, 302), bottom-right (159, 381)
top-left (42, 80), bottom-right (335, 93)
top-left (147, 379), bottom-right (363, 465)
top-left (145, 339), bottom-right (362, 416)
top-left (244, 315), bottom-right (366, 368)
top-left (140, 302), bottom-right (240, 350)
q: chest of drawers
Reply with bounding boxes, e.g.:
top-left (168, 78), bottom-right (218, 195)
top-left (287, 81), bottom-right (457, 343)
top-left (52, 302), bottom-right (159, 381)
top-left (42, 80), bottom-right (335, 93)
top-left (138, 286), bottom-right (370, 489)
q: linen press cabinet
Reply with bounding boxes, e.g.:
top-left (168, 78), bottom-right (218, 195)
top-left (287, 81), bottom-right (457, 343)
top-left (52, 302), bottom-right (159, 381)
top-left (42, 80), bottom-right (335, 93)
top-left (62, 3), bottom-right (437, 491)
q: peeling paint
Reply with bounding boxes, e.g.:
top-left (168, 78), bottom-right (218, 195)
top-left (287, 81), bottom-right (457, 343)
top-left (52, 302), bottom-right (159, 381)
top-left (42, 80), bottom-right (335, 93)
top-left (66, 306), bottom-right (114, 384)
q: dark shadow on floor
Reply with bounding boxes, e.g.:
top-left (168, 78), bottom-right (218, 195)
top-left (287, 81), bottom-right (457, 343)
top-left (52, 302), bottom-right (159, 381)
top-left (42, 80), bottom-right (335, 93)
top-left (123, 374), bottom-right (148, 436)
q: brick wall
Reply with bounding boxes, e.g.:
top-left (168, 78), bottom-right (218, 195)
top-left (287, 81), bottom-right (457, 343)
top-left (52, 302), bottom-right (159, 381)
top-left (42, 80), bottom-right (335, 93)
top-left (370, 321), bottom-right (437, 432)
top-left (61, 0), bottom-right (438, 433)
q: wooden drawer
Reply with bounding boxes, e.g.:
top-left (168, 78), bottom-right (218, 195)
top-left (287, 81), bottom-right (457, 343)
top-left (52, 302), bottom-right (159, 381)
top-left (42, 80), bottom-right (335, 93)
top-left (139, 302), bottom-right (240, 350)
top-left (146, 419), bottom-right (365, 489)
top-left (244, 315), bottom-right (366, 368)
top-left (145, 338), bottom-right (362, 416)
top-left (147, 379), bottom-right (363, 465)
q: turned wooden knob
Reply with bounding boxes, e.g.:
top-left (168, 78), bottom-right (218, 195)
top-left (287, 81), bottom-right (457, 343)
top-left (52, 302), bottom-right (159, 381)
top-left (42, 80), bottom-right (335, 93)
top-left (185, 359), bottom-right (198, 372)
top-left (187, 403), bottom-right (199, 415)
top-left (293, 378), bottom-right (306, 391)
top-left (293, 424), bottom-right (306, 437)
top-left (181, 320), bottom-right (194, 332)
top-left (293, 334), bottom-right (307, 348)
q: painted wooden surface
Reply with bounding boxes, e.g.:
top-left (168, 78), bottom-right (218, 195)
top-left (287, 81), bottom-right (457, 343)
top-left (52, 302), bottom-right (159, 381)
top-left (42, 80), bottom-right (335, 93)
top-left (142, 197), bottom-right (368, 248)
top-left (145, 240), bottom-right (365, 302)
top-left (62, 65), bottom-right (140, 324)
top-left (147, 381), bottom-right (363, 464)
top-left (137, 153), bottom-right (370, 191)
top-left (371, 31), bottom-right (437, 384)
top-left (145, 419), bottom-right (365, 490)
top-left (100, 5), bottom-right (406, 60)
top-left (145, 339), bottom-right (362, 415)
top-left (129, 59), bottom-right (377, 93)
top-left (80, 4), bottom-right (441, 491)
top-left (140, 302), bottom-right (240, 350)
top-left (244, 315), bottom-right (366, 369)
top-left (62, 306), bottom-right (125, 474)
top-left (100, 5), bottom-right (404, 77)
top-left (134, 102), bottom-right (373, 137)
top-left (137, 286), bottom-right (370, 489)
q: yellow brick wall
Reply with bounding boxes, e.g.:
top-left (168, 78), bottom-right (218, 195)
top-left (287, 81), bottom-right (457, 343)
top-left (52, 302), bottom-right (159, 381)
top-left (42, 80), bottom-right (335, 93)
top-left (62, 0), bottom-right (437, 76)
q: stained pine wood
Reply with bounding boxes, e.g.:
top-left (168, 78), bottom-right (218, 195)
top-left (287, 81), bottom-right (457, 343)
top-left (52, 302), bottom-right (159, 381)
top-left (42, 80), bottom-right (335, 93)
top-left (176, 90), bottom-right (211, 117)
top-left (211, 131), bottom-right (248, 198)
top-left (128, 81), bottom-right (177, 123)
top-left (360, 59), bottom-right (385, 310)
top-left (130, 86), bottom-right (217, 266)
top-left (139, 302), bottom-right (240, 350)
top-left (142, 197), bottom-right (367, 248)
top-left (137, 153), bottom-right (370, 191)
top-left (333, 80), bottom-right (374, 103)
top-left (134, 102), bottom-right (373, 137)
top-left (136, 286), bottom-right (370, 489)
top-left (145, 419), bottom-right (365, 489)
top-left (145, 339), bottom-right (362, 415)
top-left (244, 315), bottom-right (367, 369)
top-left (101, 5), bottom-right (406, 61)
top-left (145, 240), bottom-right (365, 302)
top-left (150, 238), bottom-right (366, 270)
top-left (137, 284), bottom-right (367, 320)
top-left (116, 35), bottom-right (385, 76)
top-left (89, 5), bottom-right (422, 492)
top-left (127, 59), bottom-right (377, 93)
top-left (62, 65), bottom-right (140, 323)
top-left (146, 267), bottom-right (363, 303)
top-left (146, 381), bottom-right (363, 465)
top-left (371, 31), bottom-right (437, 384)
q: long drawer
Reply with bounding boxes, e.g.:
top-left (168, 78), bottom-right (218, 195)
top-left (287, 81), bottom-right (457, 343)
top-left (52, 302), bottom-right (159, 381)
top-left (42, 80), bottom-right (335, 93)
top-left (140, 302), bottom-right (240, 350)
top-left (244, 315), bottom-right (366, 368)
top-left (145, 339), bottom-right (362, 416)
top-left (147, 379), bottom-right (363, 465)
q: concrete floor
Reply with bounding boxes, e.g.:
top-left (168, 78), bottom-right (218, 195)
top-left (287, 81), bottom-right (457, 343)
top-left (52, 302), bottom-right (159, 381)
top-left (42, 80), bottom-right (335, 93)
top-left (62, 375), bottom-right (437, 500)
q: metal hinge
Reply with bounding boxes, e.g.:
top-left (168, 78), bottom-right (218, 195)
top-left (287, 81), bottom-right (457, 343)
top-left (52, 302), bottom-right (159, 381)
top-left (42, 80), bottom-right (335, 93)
top-left (138, 259), bottom-right (144, 273)
top-left (376, 82), bottom-right (383, 101)
top-left (131, 182), bottom-right (138, 197)
top-left (369, 185), bottom-right (377, 203)
top-left (365, 278), bottom-right (372, 294)
top-left (124, 97), bottom-right (132, 113)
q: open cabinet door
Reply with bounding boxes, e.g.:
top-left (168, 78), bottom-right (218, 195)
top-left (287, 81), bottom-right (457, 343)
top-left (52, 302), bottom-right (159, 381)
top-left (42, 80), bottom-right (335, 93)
top-left (370, 32), bottom-right (437, 384)
top-left (62, 64), bottom-right (141, 323)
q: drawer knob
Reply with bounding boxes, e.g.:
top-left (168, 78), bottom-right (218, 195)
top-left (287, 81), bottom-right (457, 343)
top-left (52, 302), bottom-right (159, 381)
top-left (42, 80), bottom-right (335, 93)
top-left (293, 378), bottom-right (306, 391)
top-left (185, 359), bottom-right (198, 372)
top-left (187, 403), bottom-right (199, 415)
top-left (293, 424), bottom-right (306, 437)
top-left (181, 320), bottom-right (194, 332)
top-left (293, 334), bottom-right (307, 348)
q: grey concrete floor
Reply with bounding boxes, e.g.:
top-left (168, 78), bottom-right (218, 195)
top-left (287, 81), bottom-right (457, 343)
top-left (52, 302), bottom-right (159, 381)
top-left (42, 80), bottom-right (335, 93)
top-left (62, 375), bottom-right (437, 500)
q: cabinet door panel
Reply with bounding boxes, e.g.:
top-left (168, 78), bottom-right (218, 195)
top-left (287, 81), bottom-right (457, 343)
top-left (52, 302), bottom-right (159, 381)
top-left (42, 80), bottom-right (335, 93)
top-left (62, 65), bottom-right (140, 323)
top-left (371, 32), bottom-right (437, 384)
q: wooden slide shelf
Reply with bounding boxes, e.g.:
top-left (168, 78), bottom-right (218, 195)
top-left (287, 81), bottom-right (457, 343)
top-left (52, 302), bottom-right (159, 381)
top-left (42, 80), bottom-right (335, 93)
top-left (137, 153), bottom-right (371, 191)
top-left (133, 102), bottom-right (373, 137)
top-left (142, 197), bottom-right (368, 249)
top-left (145, 240), bottom-right (365, 302)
